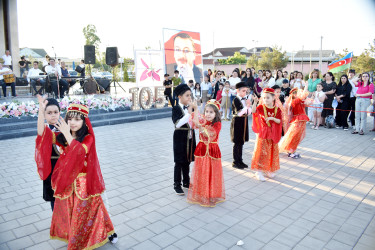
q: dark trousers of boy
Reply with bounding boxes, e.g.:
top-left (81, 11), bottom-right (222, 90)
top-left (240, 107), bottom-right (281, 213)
top-left (165, 93), bottom-right (174, 107)
top-left (0, 80), bottom-right (16, 97)
top-left (51, 79), bottom-right (69, 98)
top-left (349, 97), bottom-right (356, 126)
top-left (174, 160), bottom-right (190, 187)
top-left (233, 142), bottom-right (244, 165)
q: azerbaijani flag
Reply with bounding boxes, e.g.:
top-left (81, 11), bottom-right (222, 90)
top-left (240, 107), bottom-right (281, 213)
top-left (328, 52), bottom-right (353, 73)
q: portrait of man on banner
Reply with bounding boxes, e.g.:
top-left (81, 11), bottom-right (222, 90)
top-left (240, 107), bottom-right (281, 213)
top-left (163, 29), bottom-right (203, 84)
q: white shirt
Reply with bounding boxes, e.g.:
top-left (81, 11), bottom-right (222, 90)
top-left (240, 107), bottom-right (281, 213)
top-left (176, 103), bottom-right (193, 138)
top-left (349, 79), bottom-right (358, 97)
top-left (0, 67), bottom-right (11, 80)
top-left (27, 68), bottom-right (44, 82)
top-left (201, 81), bottom-right (210, 91)
top-left (42, 60), bottom-right (49, 66)
top-left (2, 55), bottom-right (12, 65)
top-left (267, 77), bottom-right (276, 88)
top-left (236, 95), bottom-right (251, 116)
top-left (45, 65), bottom-right (62, 77)
top-left (293, 79), bottom-right (304, 89)
top-left (228, 77), bottom-right (241, 88)
top-left (221, 87), bottom-right (231, 97)
top-left (313, 91), bottom-right (325, 104)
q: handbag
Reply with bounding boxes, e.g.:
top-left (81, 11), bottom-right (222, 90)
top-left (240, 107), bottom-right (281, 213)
top-left (3, 74), bottom-right (15, 84)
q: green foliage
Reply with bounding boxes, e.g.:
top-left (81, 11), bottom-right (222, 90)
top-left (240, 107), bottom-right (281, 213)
top-left (83, 24), bottom-right (101, 48)
top-left (218, 52), bottom-right (247, 65)
top-left (246, 54), bottom-right (258, 69)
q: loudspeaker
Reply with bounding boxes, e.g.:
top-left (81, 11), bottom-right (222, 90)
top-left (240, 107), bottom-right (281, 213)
top-left (84, 45), bottom-right (96, 64)
top-left (75, 65), bottom-right (83, 73)
top-left (106, 47), bottom-right (118, 66)
top-left (96, 79), bottom-right (111, 91)
top-left (16, 77), bottom-right (28, 86)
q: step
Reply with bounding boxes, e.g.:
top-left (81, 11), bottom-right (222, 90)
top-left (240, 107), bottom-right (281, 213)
top-left (0, 107), bottom-right (172, 140)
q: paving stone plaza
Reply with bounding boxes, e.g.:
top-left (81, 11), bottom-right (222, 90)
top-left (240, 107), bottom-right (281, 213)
top-left (0, 117), bottom-right (374, 250)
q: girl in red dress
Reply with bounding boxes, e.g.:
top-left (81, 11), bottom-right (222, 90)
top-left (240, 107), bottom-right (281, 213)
top-left (279, 86), bottom-right (310, 159)
top-left (187, 100), bottom-right (225, 207)
top-left (35, 99), bottom-right (117, 250)
top-left (251, 88), bottom-right (283, 181)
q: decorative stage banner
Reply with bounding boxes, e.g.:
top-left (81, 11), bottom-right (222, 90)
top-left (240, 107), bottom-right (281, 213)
top-left (163, 28), bottom-right (203, 84)
top-left (135, 50), bottom-right (164, 87)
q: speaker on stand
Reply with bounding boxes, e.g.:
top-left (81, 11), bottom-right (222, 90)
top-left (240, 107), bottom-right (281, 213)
top-left (106, 47), bottom-right (126, 94)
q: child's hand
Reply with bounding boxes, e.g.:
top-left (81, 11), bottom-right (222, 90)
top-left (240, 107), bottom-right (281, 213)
top-left (265, 117), bottom-right (274, 122)
top-left (252, 94), bottom-right (259, 103)
top-left (54, 117), bottom-right (70, 136)
top-left (246, 99), bottom-right (251, 107)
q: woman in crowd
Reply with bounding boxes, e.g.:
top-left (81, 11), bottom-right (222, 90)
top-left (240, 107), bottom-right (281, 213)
top-left (260, 70), bottom-right (275, 88)
top-left (242, 68), bottom-right (255, 91)
top-left (289, 71), bottom-right (296, 87)
top-left (335, 75), bottom-right (352, 131)
top-left (254, 70), bottom-right (263, 97)
top-left (193, 82), bottom-right (202, 109)
top-left (321, 72), bottom-right (337, 127)
top-left (275, 70), bottom-right (285, 86)
top-left (207, 69), bottom-right (213, 82)
top-left (352, 72), bottom-right (374, 135)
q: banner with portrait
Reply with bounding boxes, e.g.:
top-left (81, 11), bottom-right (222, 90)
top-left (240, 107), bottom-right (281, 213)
top-left (134, 50), bottom-right (164, 88)
top-left (163, 28), bottom-right (203, 84)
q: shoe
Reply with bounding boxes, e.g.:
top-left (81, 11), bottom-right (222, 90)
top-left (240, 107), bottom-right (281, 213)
top-left (109, 233), bottom-right (118, 244)
top-left (344, 127), bottom-right (348, 131)
top-left (352, 131), bottom-right (358, 134)
top-left (288, 153), bottom-right (299, 159)
top-left (232, 163), bottom-right (245, 169)
top-left (183, 183), bottom-right (190, 189)
top-left (311, 125), bottom-right (315, 129)
top-left (314, 126), bottom-right (319, 130)
top-left (335, 125), bottom-right (340, 129)
top-left (265, 172), bottom-right (275, 178)
top-left (359, 130), bottom-right (364, 135)
top-left (174, 185), bottom-right (184, 195)
top-left (255, 172), bottom-right (266, 182)
top-left (241, 162), bottom-right (249, 168)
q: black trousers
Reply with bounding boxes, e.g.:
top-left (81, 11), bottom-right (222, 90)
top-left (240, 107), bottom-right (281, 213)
top-left (51, 79), bottom-right (69, 98)
top-left (165, 93), bottom-right (174, 107)
top-left (174, 161), bottom-right (190, 186)
top-left (233, 143), bottom-right (244, 164)
top-left (349, 97), bottom-right (356, 126)
top-left (50, 201), bottom-right (55, 211)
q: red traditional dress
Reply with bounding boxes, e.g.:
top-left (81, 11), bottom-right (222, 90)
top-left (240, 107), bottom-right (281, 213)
top-left (187, 114), bottom-right (225, 207)
top-left (279, 92), bottom-right (309, 153)
top-left (35, 105), bottom-right (115, 250)
top-left (251, 104), bottom-right (283, 173)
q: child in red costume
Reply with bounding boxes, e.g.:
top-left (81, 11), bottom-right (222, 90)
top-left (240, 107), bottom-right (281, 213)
top-left (251, 88), bottom-right (283, 181)
top-left (279, 86), bottom-right (309, 159)
top-left (187, 100), bottom-right (225, 207)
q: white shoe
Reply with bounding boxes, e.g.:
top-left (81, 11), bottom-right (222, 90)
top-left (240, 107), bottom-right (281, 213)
top-left (265, 172), bottom-right (275, 178)
top-left (255, 172), bottom-right (266, 182)
top-left (109, 233), bottom-right (118, 244)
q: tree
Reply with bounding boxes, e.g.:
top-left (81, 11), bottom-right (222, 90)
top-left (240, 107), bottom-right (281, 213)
top-left (271, 46), bottom-right (289, 70)
top-left (355, 51), bottom-right (375, 73)
top-left (257, 48), bottom-right (273, 70)
top-left (218, 52), bottom-right (247, 65)
top-left (246, 54), bottom-right (258, 69)
top-left (83, 24), bottom-right (101, 48)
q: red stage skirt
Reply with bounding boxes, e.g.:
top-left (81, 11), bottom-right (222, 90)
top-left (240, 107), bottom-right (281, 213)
top-left (279, 120), bottom-right (307, 153)
top-left (251, 137), bottom-right (280, 173)
top-left (50, 174), bottom-right (114, 250)
top-left (187, 155), bottom-right (225, 207)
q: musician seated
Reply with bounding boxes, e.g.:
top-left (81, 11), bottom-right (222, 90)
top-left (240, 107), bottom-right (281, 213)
top-left (45, 58), bottom-right (68, 98)
top-left (60, 61), bottom-right (76, 87)
top-left (28, 61), bottom-right (46, 95)
top-left (0, 62), bottom-right (16, 98)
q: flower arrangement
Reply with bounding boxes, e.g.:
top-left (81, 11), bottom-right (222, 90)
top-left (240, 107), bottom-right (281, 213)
top-left (0, 95), bottom-right (132, 119)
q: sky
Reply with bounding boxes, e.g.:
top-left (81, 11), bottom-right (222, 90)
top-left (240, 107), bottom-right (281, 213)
top-left (17, 0), bottom-right (375, 60)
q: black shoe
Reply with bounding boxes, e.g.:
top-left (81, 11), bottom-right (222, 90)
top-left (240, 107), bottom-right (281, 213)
top-left (174, 185), bottom-right (184, 195)
top-left (109, 233), bottom-right (118, 244)
top-left (183, 183), bottom-right (190, 188)
top-left (232, 163), bottom-right (245, 169)
top-left (241, 162), bottom-right (249, 168)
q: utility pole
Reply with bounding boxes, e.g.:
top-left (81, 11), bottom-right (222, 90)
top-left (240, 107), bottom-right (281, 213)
top-left (301, 45), bottom-right (304, 73)
top-left (319, 36), bottom-right (323, 72)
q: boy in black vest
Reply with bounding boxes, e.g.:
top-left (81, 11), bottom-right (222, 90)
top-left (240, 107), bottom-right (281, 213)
top-left (172, 84), bottom-right (197, 195)
top-left (231, 82), bottom-right (251, 169)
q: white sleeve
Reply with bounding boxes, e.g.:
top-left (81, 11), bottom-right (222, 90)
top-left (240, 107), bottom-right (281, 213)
top-left (237, 107), bottom-right (249, 116)
top-left (176, 113), bottom-right (191, 128)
